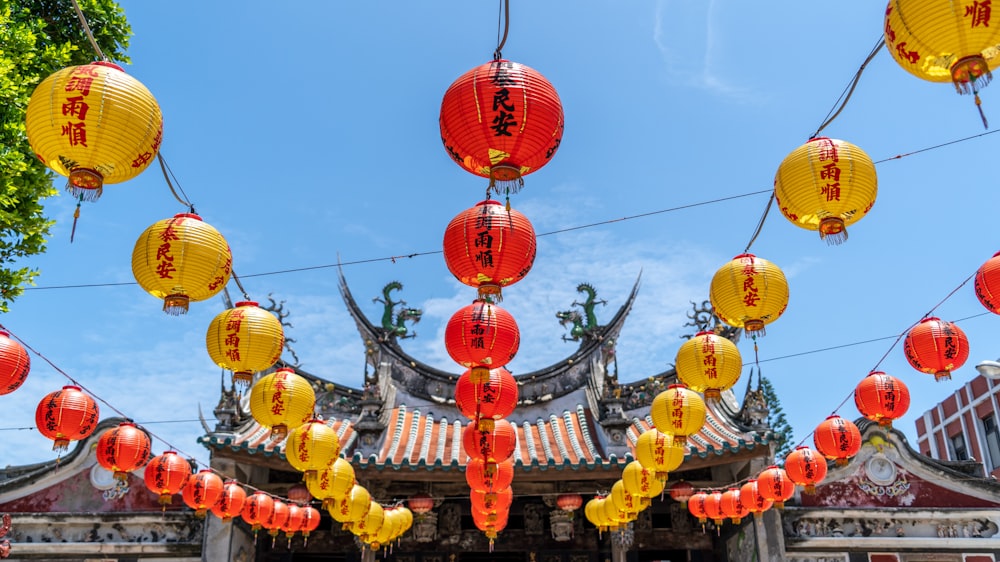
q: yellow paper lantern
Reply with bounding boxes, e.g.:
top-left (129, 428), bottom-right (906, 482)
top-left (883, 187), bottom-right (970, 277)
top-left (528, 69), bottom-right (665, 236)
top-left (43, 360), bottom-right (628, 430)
top-left (709, 253), bottom-right (789, 335)
top-left (329, 484), bottom-right (371, 524)
top-left (285, 419), bottom-right (341, 481)
top-left (610, 480), bottom-right (648, 517)
top-left (633, 428), bottom-right (686, 481)
top-left (885, 0), bottom-right (1000, 124)
top-left (131, 213), bottom-right (232, 315)
top-left (650, 384), bottom-right (706, 445)
top-left (25, 62), bottom-right (163, 200)
top-left (621, 460), bottom-right (665, 499)
top-left (206, 301), bottom-right (285, 387)
top-left (352, 501), bottom-right (384, 541)
top-left (601, 493), bottom-right (628, 525)
top-left (675, 331), bottom-right (742, 401)
top-left (774, 137), bottom-right (877, 244)
top-left (307, 457), bottom-right (356, 510)
top-left (584, 497), bottom-right (609, 532)
top-left (248, 367), bottom-right (315, 439)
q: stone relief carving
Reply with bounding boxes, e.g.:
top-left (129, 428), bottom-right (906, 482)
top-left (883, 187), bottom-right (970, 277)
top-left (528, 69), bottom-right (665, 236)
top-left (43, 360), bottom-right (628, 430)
top-left (524, 503), bottom-right (546, 535)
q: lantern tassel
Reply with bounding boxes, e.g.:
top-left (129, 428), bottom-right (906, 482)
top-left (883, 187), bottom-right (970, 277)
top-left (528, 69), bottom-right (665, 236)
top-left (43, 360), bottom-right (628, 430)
top-left (975, 93), bottom-right (989, 130)
top-left (70, 196), bottom-right (82, 243)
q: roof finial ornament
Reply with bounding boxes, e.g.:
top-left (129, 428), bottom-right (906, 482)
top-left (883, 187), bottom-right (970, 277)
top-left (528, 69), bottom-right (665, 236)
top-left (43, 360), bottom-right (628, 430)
top-left (557, 283), bottom-right (606, 342)
top-left (373, 281), bottom-right (422, 342)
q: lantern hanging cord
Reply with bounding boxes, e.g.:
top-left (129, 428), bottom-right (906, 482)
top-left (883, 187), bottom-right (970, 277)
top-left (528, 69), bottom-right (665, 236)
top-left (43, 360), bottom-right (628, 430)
top-left (70, 0), bottom-right (107, 61)
top-left (741, 192), bottom-right (774, 253)
top-left (157, 154), bottom-right (195, 213)
top-left (494, 0), bottom-right (510, 60)
top-left (809, 37), bottom-right (884, 139)
top-left (229, 270), bottom-right (252, 302)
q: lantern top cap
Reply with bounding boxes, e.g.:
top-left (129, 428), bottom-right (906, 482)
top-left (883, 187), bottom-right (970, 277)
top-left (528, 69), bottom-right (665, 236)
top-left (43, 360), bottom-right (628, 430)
top-left (807, 136), bottom-right (831, 142)
top-left (695, 330), bottom-right (716, 337)
top-left (794, 445), bottom-right (811, 451)
top-left (172, 212), bottom-right (202, 221)
top-left (91, 60), bottom-right (125, 72)
top-left (62, 385), bottom-right (82, 391)
top-left (118, 421), bottom-right (137, 427)
top-left (161, 450), bottom-right (179, 455)
top-left (918, 316), bottom-right (942, 323)
top-left (197, 468), bottom-right (213, 473)
top-left (824, 414), bottom-right (843, 420)
top-left (733, 253), bottom-right (756, 259)
top-left (667, 383), bottom-right (688, 390)
top-left (235, 301), bottom-right (259, 308)
top-left (867, 370), bottom-right (888, 377)
top-left (0, 330), bottom-right (10, 337)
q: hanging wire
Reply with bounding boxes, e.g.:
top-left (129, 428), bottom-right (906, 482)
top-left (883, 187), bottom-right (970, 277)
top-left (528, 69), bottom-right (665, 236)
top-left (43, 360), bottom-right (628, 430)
top-left (494, 0), bottom-right (510, 60)
top-left (70, 0), bottom-right (107, 61)
top-left (157, 154), bottom-right (195, 212)
top-left (809, 37), bottom-right (885, 139)
top-left (741, 193), bottom-right (775, 253)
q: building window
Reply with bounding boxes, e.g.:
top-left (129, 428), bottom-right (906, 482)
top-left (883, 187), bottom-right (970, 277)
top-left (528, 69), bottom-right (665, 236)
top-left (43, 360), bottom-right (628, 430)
top-left (951, 433), bottom-right (968, 461)
top-left (984, 414), bottom-right (1000, 471)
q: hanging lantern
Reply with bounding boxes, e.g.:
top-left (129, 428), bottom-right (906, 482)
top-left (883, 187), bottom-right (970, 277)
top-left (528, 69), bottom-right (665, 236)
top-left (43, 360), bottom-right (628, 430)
top-left (307, 457), bottom-right (355, 510)
top-left (720, 488), bottom-right (750, 525)
top-left (248, 367), bottom-right (315, 439)
top-left (471, 487), bottom-right (513, 519)
top-left (454, 366), bottom-right (518, 431)
top-left (903, 317), bottom-right (969, 381)
top-left (885, 0), bottom-right (1000, 126)
top-left (285, 419), bottom-right (341, 481)
top-left (281, 504), bottom-right (305, 545)
top-left (442, 200), bottom-right (537, 301)
top-left (300, 506), bottom-right (322, 545)
top-left (975, 251), bottom-right (1000, 314)
top-left (439, 59), bottom-right (564, 191)
top-left (556, 493), bottom-right (583, 512)
top-left (0, 331), bottom-right (29, 395)
top-left (263, 500), bottom-right (290, 541)
top-left (650, 384), bottom-right (706, 445)
top-left (855, 370), bottom-right (910, 427)
top-left (668, 480), bottom-right (695, 507)
top-left (34, 385), bottom-right (99, 452)
top-left (182, 469), bottom-right (224, 517)
top-left (463, 419), bottom-right (517, 467)
top-left (621, 460), bottom-right (665, 499)
top-left (688, 491), bottom-right (709, 525)
top-left (784, 446), bottom-right (828, 495)
top-left (131, 213), bottom-right (232, 315)
top-left (328, 484), bottom-right (371, 524)
top-left (756, 465), bottom-right (795, 509)
top-left (407, 493), bottom-right (435, 515)
top-left (813, 415), bottom-right (862, 467)
top-left (242, 492), bottom-right (275, 532)
top-left (206, 301), bottom-right (285, 388)
top-left (773, 137), bottom-right (877, 244)
top-left (210, 480), bottom-right (247, 522)
top-left (445, 300), bottom-right (520, 383)
top-left (585, 497), bottom-right (609, 532)
top-left (143, 451), bottom-right (192, 507)
top-left (739, 479), bottom-right (773, 519)
top-left (96, 421), bottom-right (151, 481)
top-left (24, 61), bottom-right (163, 199)
top-left (611, 480), bottom-right (649, 517)
top-left (710, 253), bottom-right (789, 335)
top-left (372, 507), bottom-right (400, 550)
top-left (352, 501), bottom-right (384, 542)
top-left (675, 331), bottom-right (742, 401)
top-left (466, 458), bottom-right (515, 495)
top-left (702, 491), bottom-right (725, 527)
top-left (287, 483), bottom-right (311, 505)
top-left (601, 493), bottom-right (629, 526)
top-left (633, 428), bottom-right (686, 481)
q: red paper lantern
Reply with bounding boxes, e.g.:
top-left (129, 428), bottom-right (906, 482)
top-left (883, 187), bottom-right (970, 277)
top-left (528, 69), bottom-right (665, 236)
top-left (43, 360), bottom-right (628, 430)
top-left (96, 421), bottom-right (151, 481)
top-left (264, 500), bottom-right (290, 540)
top-left (903, 317), bottom-right (969, 381)
top-left (720, 488), bottom-right (750, 524)
top-left (455, 367), bottom-right (518, 431)
top-left (470, 487), bottom-right (513, 517)
top-left (34, 385), bottom-right (99, 452)
top-left (242, 492), bottom-right (275, 531)
top-left (143, 451), bottom-right (192, 506)
top-left (975, 251), bottom-right (1000, 313)
top-left (702, 491), bottom-right (725, 526)
top-left (282, 504), bottom-right (305, 544)
top-left (466, 458), bottom-right (514, 493)
top-left (855, 371), bottom-right (910, 428)
top-left (757, 465), bottom-right (795, 509)
top-left (784, 446), bottom-right (828, 494)
top-left (182, 469), bottom-right (224, 517)
top-left (556, 493), bottom-right (583, 512)
top-left (813, 415), bottom-right (862, 466)
top-left (300, 506), bottom-right (322, 544)
top-left (687, 492), bottom-right (709, 525)
top-left (463, 419), bottom-right (517, 465)
top-left (739, 479), bottom-right (773, 519)
top-left (443, 200), bottom-right (537, 301)
top-left (668, 480), bottom-right (695, 506)
top-left (407, 493), bottom-right (435, 515)
top-left (439, 59), bottom-right (564, 190)
top-left (445, 300), bottom-right (520, 383)
top-left (287, 483), bottom-right (311, 505)
top-left (0, 331), bottom-right (29, 395)
top-left (211, 480), bottom-right (247, 522)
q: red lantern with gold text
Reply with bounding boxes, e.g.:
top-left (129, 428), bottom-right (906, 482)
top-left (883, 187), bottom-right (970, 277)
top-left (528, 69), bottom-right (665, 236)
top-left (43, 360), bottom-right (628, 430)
top-left (668, 480), bottom-right (695, 507)
top-left (455, 367), bottom-right (518, 431)
top-left (650, 384), bottom-right (706, 446)
top-left (300, 506), bottom-right (321, 545)
top-left (675, 331), bottom-right (742, 401)
top-left (813, 415), bottom-right (862, 466)
top-left (445, 300), bottom-right (520, 383)
top-left (471, 487), bottom-right (513, 519)
top-left (466, 458), bottom-right (514, 495)
top-left (757, 465), bottom-right (795, 509)
top-left (855, 371), bottom-right (910, 428)
top-left (443, 200), bottom-right (536, 301)
top-left (0, 331), bottom-right (29, 395)
top-left (242, 492), bottom-right (275, 533)
top-left (702, 491), bottom-right (725, 527)
top-left (34, 385), bottom-right (99, 452)
top-left (463, 419), bottom-right (517, 467)
top-left (902, 317), bottom-right (969, 381)
top-left (784, 446), bottom-right (828, 494)
top-left (709, 253), bottom-right (789, 335)
top-left (688, 491), bottom-right (709, 525)
top-left (975, 251), bottom-right (1000, 314)
top-left (408, 493), bottom-right (434, 515)
top-left (557, 493), bottom-right (583, 512)
top-left (182, 469), bottom-right (224, 517)
top-left (96, 421), bottom-right (151, 481)
top-left (210, 480), bottom-right (247, 522)
top-left (720, 488), bottom-right (750, 524)
top-left (440, 59), bottom-right (564, 191)
top-left (739, 479), bottom-right (773, 519)
top-left (143, 451), bottom-right (192, 507)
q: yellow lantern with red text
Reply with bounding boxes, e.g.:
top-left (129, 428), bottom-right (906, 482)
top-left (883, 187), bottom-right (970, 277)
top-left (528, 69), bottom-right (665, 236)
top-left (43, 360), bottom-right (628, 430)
top-left (307, 457), bottom-right (355, 510)
top-left (329, 484), bottom-right (371, 524)
top-left (710, 253), bottom-right (788, 335)
top-left (248, 367), bottom-right (315, 439)
top-left (675, 331), bottom-right (742, 401)
top-left (207, 301), bottom-right (285, 388)
top-left (633, 428), bottom-right (686, 481)
top-left (285, 419), bottom-right (341, 482)
top-left (25, 62), bottom-right (163, 199)
top-left (650, 384), bottom-right (706, 445)
top-left (131, 213), bottom-right (232, 315)
top-left (621, 460), bottom-right (665, 499)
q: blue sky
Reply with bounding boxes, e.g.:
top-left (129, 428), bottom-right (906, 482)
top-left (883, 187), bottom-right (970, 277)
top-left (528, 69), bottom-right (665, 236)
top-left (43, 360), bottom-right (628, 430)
top-left (3, 1), bottom-right (999, 471)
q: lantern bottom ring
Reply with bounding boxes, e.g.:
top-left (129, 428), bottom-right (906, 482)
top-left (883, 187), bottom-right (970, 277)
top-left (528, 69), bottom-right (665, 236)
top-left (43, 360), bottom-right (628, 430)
top-left (933, 370), bottom-right (953, 382)
top-left (951, 55), bottom-right (992, 94)
top-left (743, 320), bottom-right (765, 334)
top-left (162, 294), bottom-right (191, 315)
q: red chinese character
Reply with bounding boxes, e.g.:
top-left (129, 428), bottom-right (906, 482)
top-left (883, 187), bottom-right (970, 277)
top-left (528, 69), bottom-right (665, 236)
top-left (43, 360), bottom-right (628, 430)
top-left (819, 163), bottom-right (841, 182)
top-left (132, 151), bottom-right (153, 168)
top-left (61, 96), bottom-right (89, 120)
top-left (155, 243), bottom-right (172, 261)
top-left (64, 76), bottom-right (94, 96)
top-left (155, 260), bottom-right (176, 279)
top-left (60, 122), bottom-right (88, 147)
top-left (966, 1), bottom-right (992, 27)
top-left (816, 138), bottom-right (839, 162)
top-left (158, 224), bottom-right (180, 243)
top-left (821, 182), bottom-right (841, 202)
